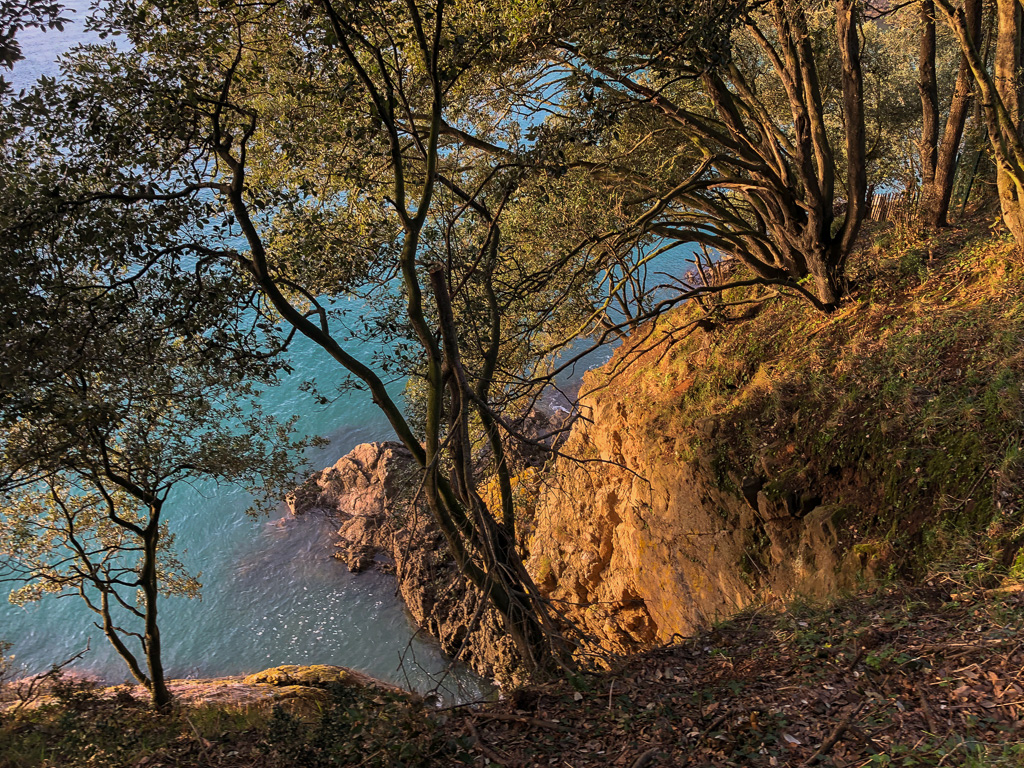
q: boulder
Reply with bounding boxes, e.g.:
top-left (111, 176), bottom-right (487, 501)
top-left (287, 441), bottom-right (416, 519)
top-left (242, 664), bottom-right (406, 695)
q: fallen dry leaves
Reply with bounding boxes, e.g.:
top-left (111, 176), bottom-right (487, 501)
top-left (443, 584), bottom-right (1024, 767)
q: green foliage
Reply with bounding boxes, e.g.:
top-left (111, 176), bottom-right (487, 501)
top-left (26, 0), bottom-right (628, 675)
top-left (0, 247), bottom-right (303, 701)
top-left (0, 0), bottom-right (999, 697)
top-left (1, 66), bottom-right (307, 703)
top-left (0, 676), bottom-right (260, 768)
top-left (0, 1), bottom-right (68, 92)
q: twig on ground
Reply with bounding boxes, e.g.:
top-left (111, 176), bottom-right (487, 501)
top-left (630, 747), bottom-right (661, 768)
top-left (801, 701), bottom-right (865, 766)
top-left (10, 641), bottom-right (91, 714)
top-left (917, 683), bottom-right (940, 735)
top-left (467, 720), bottom-right (515, 766)
top-left (183, 713), bottom-right (213, 759)
top-left (472, 711), bottom-right (575, 732)
top-left (701, 712), bottom-right (730, 738)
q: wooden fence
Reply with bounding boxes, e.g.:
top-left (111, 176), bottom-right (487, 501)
top-left (867, 188), bottom-right (920, 223)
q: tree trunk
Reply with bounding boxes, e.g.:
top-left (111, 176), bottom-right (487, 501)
top-left (807, 248), bottom-right (842, 308)
top-left (920, 0), bottom-right (982, 229)
top-left (833, 0), bottom-right (867, 287)
top-left (142, 517), bottom-right (172, 710)
top-left (98, 589), bottom-right (151, 691)
top-left (427, 264), bottom-right (556, 676)
top-left (919, 0), bottom-right (940, 192)
top-left (994, 0), bottom-right (1024, 243)
top-left (936, 0), bottom-right (1024, 245)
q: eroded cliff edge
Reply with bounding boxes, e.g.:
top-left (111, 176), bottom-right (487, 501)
top-left (291, 233), bottom-right (1024, 677)
top-left (524, 234), bottom-right (1024, 657)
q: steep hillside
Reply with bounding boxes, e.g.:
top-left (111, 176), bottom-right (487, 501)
top-left (527, 225), bottom-right (1024, 656)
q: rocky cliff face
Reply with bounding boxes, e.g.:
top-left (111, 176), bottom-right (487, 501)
top-left (289, 360), bottom-right (872, 674)
top-left (292, 238), bottom-right (1024, 674)
top-left (524, 235), bottom-right (1024, 658)
top-left (525, 357), bottom-right (873, 658)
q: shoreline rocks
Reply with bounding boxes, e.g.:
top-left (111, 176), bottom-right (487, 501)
top-left (1, 664), bottom-right (408, 715)
top-left (287, 442), bottom-right (522, 683)
top-left (287, 441), bottom-right (416, 573)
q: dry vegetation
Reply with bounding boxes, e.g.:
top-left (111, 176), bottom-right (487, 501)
top-left (3, 582), bottom-right (1024, 767)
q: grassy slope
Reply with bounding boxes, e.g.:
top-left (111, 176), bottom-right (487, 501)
top-left (590, 221), bottom-right (1024, 587)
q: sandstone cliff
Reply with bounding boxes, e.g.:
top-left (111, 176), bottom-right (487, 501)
top-left (524, 234), bottom-right (1024, 658)
top-left (525, 366), bottom-right (863, 657)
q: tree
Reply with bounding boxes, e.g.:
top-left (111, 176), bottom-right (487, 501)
top-left (517, 0), bottom-right (869, 311)
top-left (0, 0), bottom-right (68, 94)
top-left (936, 0), bottom-right (1024, 245)
top-left (41, 0), bottom-right (591, 677)
top-left (8, 0), bottom-right (963, 684)
top-left (0, 89), bottom-right (302, 708)
top-left (917, 0), bottom-right (982, 229)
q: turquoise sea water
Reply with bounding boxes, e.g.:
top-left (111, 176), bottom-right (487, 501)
top-left (2, 6), bottom-right (699, 698)
top-left (4, 298), bottom-right (486, 696)
top-left (3, 3), bottom-right (488, 698)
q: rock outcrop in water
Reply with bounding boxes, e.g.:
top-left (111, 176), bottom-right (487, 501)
top-left (287, 442), bottom-right (414, 573)
top-left (287, 442), bottom-right (521, 682)
top-left (242, 663), bottom-right (406, 694)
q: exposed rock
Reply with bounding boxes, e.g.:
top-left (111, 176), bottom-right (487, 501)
top-left (288, 442), bottom-right (522, 683)
top-left (288, 441), bottom-right (418, 572)
top-left (156, 664), bottom-right (406, 718)
top-left (4, 664), bottom-right (407, 716)
top-left (740, 475), bottom-right (764, 511)
top-left (502, 406), bottom-right (575, 469)
top-left (291, 377), bottom-right (859, 674)
top-left (242, 664), bottom-right (406, 695)
top-left (287, 441), bottom-right (415, 520)
top-left (154, 674), bottom-right (335, 718)
top-left (525, 366), bottom-right (871, 660)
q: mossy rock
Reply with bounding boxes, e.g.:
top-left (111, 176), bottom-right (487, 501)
top-left (242, 664), bottom-right (356, 687)
top-left (242, 664), bottom-right (409, 697)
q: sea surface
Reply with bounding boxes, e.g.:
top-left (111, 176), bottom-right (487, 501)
top-left (1, 4), bottom-right (697, 699)
top-left (3, 4), bottom-right (487, 699)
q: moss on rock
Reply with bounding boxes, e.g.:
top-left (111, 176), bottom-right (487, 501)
top-left (243, 665), bottom-right (351, 687)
